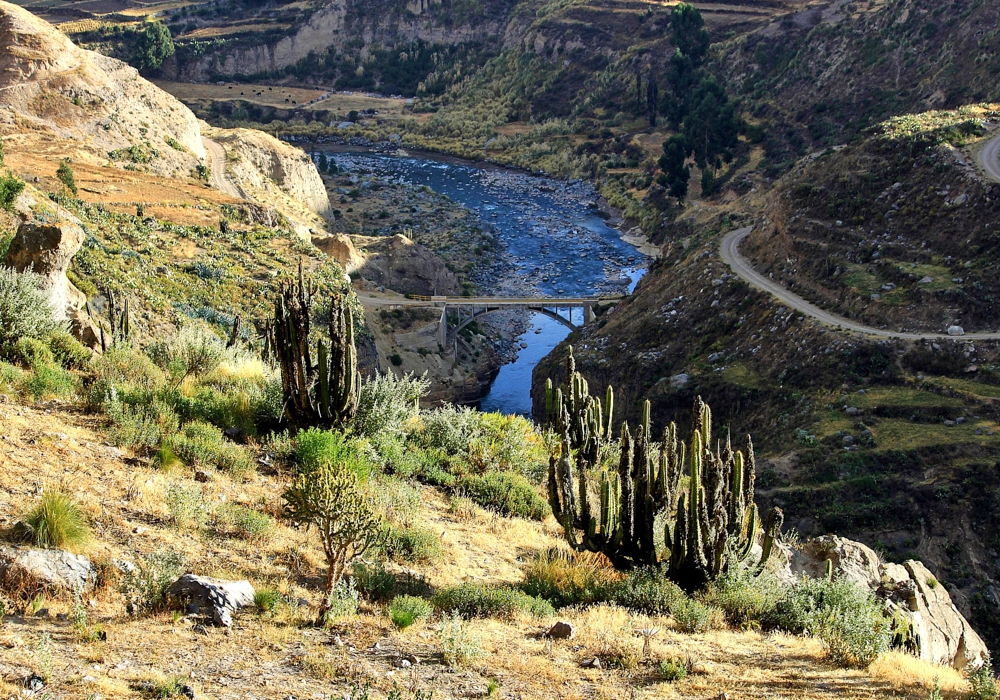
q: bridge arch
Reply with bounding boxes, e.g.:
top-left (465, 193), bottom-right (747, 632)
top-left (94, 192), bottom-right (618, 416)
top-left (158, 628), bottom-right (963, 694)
top-left (450, 305), bottom-right (579, 338)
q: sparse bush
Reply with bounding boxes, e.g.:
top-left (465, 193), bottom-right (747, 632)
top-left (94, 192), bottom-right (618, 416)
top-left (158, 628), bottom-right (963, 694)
top-left (382, 525), bottom-right (442, 563)
top-left (164, 482), bottom-right (207, 528)
top-left (0, 171), bottom-right (25, 211)
top-left (671, 596), bottom-right (718, 634)
top-left (389, 594), bottom-right (433, 629)
top-left (658, 657), bottom-right (689, 681)
top-left (371, 475), bottom-right (422, 528)
top-left (146, 324), bottom-right (226, 384)
top-left (968, 656), bottom-right (998, 700)
top-left (521, 550), bottom-right (620, 608)
top-left (703, 563), bottom-right (784, 628)
top-left (770, 577), bottom-right (891, 667)
top-left (25, 490), bottom-right (91, 551)
top-left (455, 472), bottom-right (550, 520)
top-left (353, 561), bottom-right (397, 602)
top-left (416, 404), bottom-right (482, 455)
top-left (432, 583), bottom-right (554, 620)
top-left (5, 336), bottom-right (54, 368)
top-left (119, 548), bottom-right (185, 616)
top-left (57, 159), bottom-right (77, 195)
top-left (222, 504), bottom-right (275, 541)
top-left (171, 420), bottom-right (253, 478)
top-left (106, 393), bottom-right (179, 452)
top-left (607, 567), bottom-right (685, 616)
top-left (19, 362), bottom-right (78, 400)
top-left (322, 577), bottom-right (360, 625)
top-left (254, 587), bottom-right (282, 614)
top-left (87, 344), bottom-right (165, 410)
top-left (353, 371), bottom-right (428, 439)
top-left (0, 267), bottom-right (61, 347)
top-left (439, 611), bottom-right (484, 666)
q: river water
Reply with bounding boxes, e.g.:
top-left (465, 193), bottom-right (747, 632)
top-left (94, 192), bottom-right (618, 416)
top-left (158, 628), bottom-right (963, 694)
top-left (327, 150), bottom-right (646, 415)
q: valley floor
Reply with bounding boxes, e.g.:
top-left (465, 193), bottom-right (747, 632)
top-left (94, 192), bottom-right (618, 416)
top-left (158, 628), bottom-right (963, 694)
top-left (0, 401), bottom-right (970, 700)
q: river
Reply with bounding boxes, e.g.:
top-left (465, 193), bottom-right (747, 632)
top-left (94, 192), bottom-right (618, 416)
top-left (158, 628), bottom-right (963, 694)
top-left (325, 149), bottom-right (646, 415)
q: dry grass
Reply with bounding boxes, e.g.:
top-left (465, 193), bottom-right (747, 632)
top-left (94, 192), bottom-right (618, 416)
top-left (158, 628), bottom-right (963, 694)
top-left (869, 651), bottom-right (969, 698)
top-left (153, 81), bottom-right (327, 109)
top-left (0, 401), bottom-right (977, 699)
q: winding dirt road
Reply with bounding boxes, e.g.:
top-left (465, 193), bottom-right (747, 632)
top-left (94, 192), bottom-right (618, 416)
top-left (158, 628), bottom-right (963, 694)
top-left (720, 227), bottom-right (1000, 340)
top-left (201, 136), bottom-right (242, 199)
top-left (979, 133), bottom-right (1000, 182)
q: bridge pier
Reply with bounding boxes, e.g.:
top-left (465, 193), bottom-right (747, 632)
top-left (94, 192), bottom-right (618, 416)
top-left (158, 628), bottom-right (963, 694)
top-left (437, 304), bottom-right (447, 349)
top-left (584, 304), bottom-right (595, 324)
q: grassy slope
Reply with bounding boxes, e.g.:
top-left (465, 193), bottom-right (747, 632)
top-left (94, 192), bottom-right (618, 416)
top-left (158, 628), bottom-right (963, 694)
top-left (0, 401), bottom-right (969, 699)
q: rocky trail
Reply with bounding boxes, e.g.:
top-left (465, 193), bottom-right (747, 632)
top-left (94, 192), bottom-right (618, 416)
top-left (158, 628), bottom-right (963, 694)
top-left (201, 137), bottom-right (243, 199)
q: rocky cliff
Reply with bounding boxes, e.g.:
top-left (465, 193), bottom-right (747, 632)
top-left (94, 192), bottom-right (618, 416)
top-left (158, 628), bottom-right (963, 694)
top-left (201, 125), bottom-right (332, 238)
top-left (0, 0), bottom-right (204, 177)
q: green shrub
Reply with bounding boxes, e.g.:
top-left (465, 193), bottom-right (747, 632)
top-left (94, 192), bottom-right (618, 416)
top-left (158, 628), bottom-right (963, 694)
top-left (19, 362), bottom-right (77, 400)
top-left (389, 594), bottom-right (433, 629)
top-left (171, 420), bottom-right (253, 478)
top-left (5, 337), bottom-right (54, 368)
top-left (222, 504), bottom-right (275, 541)
top-left (46, 330), bottom-right (92, 370)
top-left (968, 657), bottom-right (998, 700)
top-left (416, 405), bottom-right (482, 455)
top-left (119, 548), bottom-right (185, 616)
top-left (371, 475), bottom-right (422, 528)
top-left (254, 587), bottom-right (282, 614)
top-left (0, 171), bottom-right (25, 211)
top-left (770, 577), bottom-right (892, 667)
top-left (382, 525), bottom-right (442, 563)
top-left (0, 360), bottom-right (23, 393)
top-left (703, 564), bottom-right (784, 628)
top-left (322, 578), bottom-right (360, 625)
top-left (455, 472), bottom-right (550, 520)
top-left (25, 490), bottom-right (91, 551)
top-left (106, 394), bottom-right (179, 452)
top-left (658, 657), bottom-right (689, 681)
top-left (353, 371), bottom-right (428, 439)
top-left (439, 611), bottom-right (483, 667)
top-left (607, 567), bottom-right (686, 616)
top-left (521, 550), bottom-right (620, 608)
top-left (353, 561), bottom-right (397, 602)
top-left (87, 344), bottom-right (165, 410)
top-left (432, 583), bottom-right (554, 620)
top-left (0, 268), bottom-right (61, 347)
top-left (164, 482), bottom-right (207, 528)
top-left (295, 427), bottom-right (371, 480)
top-left (57, 159), bottom-right (77, 195)
top-left (671, 597), bottom-right (717, 634)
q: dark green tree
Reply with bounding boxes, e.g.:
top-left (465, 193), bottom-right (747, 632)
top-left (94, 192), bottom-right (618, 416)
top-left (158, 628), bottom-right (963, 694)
top-left (646, 76), bottom-right (659, 128)
top-left (682, 77), bottom-right (739, 169)
top-left (318, 152), bottom-right (328, 172)
top-left (670, 3), bottom-right (710, 65)
top-left (658, 135), bottom-right (690, 200)
top-left (131, 22), bottom-right (175, 74)
top-left (57, 159), bottom-right (77, 196)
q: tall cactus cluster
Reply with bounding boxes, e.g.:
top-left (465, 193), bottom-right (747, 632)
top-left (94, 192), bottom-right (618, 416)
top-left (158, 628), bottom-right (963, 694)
top-left (271, 264), bottom-right (360, 428)
top-left (547, 349), bottom-right (783, 591)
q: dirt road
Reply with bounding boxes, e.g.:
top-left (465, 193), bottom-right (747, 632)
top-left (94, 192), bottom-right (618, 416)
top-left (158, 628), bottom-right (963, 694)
top-left (979, 133), bottom-right (1000, 182)
top-left (720, 227), bottom-right (1000, 340)
top-left (201, 136), bottom-right (242, 199)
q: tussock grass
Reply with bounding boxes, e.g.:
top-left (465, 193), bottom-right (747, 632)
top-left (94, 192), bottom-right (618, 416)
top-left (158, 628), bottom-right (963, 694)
top-left (25, 489), bottom-right (91, 551)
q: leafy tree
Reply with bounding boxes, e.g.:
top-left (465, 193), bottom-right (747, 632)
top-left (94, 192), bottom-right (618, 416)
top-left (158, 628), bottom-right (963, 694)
top-left (682, 77), bottom-right (740, 169)
top-left (131, 22), bottom-right (175, 74)
top-left (646, 75), bottom-right (659, 127)
top-left (670, 3), bottom-right (710, 65)
top-left (282, 460), bottom-right (382, 616)
top-left (0, 171), bottom-right (24, 211)
top-left (57, 159), bottom-right (77, 196)
top-left (658, 134), bottom-right (690, 200)
top-left (318, 152), bottom-right (328, 172)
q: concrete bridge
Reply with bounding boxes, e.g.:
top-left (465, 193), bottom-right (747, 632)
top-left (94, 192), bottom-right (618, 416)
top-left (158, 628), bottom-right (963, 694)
top-left (409, 295), bottom-right (621, 347)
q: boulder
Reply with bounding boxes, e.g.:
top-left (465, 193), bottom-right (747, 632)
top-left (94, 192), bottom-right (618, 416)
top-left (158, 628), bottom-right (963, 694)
top-left (167, 574), bottom-right (255, 627)
top-left (4, 220), bottom-right (84, 322)
top-left (782, 536), bottom-right (987, 669)
top-left (314, 232), bottom-right (365, 273)
top-left (0, 545), bottom-right (96, 592)
top-left (548, 621), bottom-right (575, 639)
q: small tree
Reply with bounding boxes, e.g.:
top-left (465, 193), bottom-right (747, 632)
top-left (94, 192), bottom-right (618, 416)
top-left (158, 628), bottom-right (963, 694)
top-left (57, 159), bottom-right (77, 196)
top-left (131, 22), bottom-right (175, 74)
top-left (282, 461), bottom-right (381, 616)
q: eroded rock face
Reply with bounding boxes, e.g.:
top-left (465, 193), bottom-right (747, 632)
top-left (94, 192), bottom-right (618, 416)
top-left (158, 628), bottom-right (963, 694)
top-left (782, 535), bottom-right (988, 670)
top-left (353, 233), bottom-right (460, 296)
top-left (314, 232), bottom-right (365, 273)
top-left (0, 545), bottom-right (96, 592)
top-left (4, 219), bottom-right (84, 322)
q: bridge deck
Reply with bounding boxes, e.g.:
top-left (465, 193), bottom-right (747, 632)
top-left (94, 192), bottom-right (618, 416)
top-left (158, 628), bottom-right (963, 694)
top-left (413, 296), bottom-right (620, 304)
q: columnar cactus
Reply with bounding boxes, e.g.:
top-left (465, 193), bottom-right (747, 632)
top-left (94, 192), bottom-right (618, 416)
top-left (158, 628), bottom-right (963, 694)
top-left (547, 350), bottom-right (782, 589)
top-left (272, 263), bottom-right (360, 428)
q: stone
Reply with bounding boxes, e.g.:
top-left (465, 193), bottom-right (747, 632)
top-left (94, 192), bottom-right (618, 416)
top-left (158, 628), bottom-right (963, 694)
top-left (3, 220), bottom-right (86, 324)
top-left (708, 352), bottom-right (724, 363)
top-left (581, 658), bottom-right (601, 669)
top-left (194, 470), bottom-right (211, 483)
top-left (548, 621), bottom-right (575, 639)
top-left (314, 233), bottom-right (365, 273)
top-left (167, 574), bottom-right (255, 627)
top-left (0, 545), bottom-right (96, 592)
top-left (670, 373), bottom-right (689, 389)
top-left (947, 325), bottom-right (965, 336)
top-left (845, 407), bottom-right (860, 416)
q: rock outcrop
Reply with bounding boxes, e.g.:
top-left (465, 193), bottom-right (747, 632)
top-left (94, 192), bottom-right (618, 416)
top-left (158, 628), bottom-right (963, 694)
top-left (0, 0), bottom-right (204, 175)
top-left (0, 545), bottom-right (96, 592)
top-left (203, 125), bottom-right (331, 238)
top-left (4, 219), bottom-right (85, 323)
top-left (314, 232), bottom-right (365, 273)
top-left (352, 233), bottom-right (460, 296)
top-left (167, 573), bottom-right (255, 627)
top-left (782, 535), bottom-right (988, 670)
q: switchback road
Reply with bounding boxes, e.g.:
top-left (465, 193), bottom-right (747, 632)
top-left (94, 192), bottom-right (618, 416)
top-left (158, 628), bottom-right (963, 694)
top-left (720, 227), bottom-right (1000, 340)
